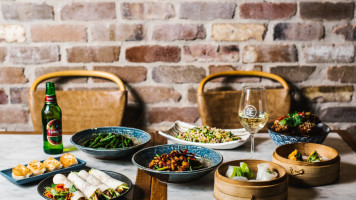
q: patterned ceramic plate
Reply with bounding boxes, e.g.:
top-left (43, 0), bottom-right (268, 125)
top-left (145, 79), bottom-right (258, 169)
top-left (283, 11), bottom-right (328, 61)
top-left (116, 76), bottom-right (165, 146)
top-left (37, 169), bottom-right (132, 200)
top-left (132, 144), bottom-right (223, 183)
top-left (267, 122), bottom-right (330, 146)
top-left (71, 126), bottom-right (151, 159)
top-left (158, 121), bottom-right (250, 149)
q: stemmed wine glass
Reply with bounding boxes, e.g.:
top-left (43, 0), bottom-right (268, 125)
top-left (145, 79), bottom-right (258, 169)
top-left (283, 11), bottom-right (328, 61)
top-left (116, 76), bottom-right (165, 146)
top-left (238, 86), bottom-right (269, 158)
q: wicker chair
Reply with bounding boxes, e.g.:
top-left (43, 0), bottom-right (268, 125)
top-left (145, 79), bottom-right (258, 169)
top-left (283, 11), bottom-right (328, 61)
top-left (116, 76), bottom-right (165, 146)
top-left (197, 71), bottom-right (290, 129)
top-left (28, 70), bottom-right (126, 132)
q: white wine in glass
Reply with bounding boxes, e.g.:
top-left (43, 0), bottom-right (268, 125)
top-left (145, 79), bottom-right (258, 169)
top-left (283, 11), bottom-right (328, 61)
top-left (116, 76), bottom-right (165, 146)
top-left (238, 86), bottom-right (268, 158)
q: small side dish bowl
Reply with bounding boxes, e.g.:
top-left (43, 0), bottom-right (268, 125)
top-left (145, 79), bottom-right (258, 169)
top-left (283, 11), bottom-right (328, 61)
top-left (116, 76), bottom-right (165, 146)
top-left (132, 144), bottom-right (223, 183)
top-left (214, 159), bottom-right (288, 200)
top-left (267, 122), bottom-right (330, 146)
top-left (71, 127), bottom-right (151, 159)
top-left (272, 142), bottom-right (340, 187)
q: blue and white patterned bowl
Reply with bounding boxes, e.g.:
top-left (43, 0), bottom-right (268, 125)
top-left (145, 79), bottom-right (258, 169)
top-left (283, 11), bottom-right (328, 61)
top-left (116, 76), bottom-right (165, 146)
top-left (267, 122), bottom-right (330, 146)
top-left (71, 127), bottom-right (151, 159)
top-left (132, 144), bottom-right (223, 183)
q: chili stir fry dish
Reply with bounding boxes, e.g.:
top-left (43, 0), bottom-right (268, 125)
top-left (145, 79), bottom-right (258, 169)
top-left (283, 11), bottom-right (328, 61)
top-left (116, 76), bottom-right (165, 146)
top-left (176, 126), bottom-right (240, 143)
top-left (148, 150), bottom-right (204, 172)
top-left (271, 112), bottom-right (323, 137)
top-left (81, 133), bottom-right (134, 149)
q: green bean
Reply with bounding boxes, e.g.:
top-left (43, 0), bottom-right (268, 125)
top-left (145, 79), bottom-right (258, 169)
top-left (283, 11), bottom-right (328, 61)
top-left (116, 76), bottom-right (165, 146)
top-left (88, 135), bottom-right (101, 148)
top-left (82, 140), bottom-right (91, 147)
top-left (105, 138), bottom-right (116, 148)
top-left (113, 138), bottom-right (120, 148)
top-left (83, 132), bottom-right (134, 149)
top-left (92, 142), bottom-right (105, 148)
top-left (100, 134), bottom-right (115, 143)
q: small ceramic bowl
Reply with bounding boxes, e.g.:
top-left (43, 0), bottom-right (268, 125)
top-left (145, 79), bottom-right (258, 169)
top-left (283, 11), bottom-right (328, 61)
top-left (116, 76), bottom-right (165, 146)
top-left (267, 122), bottom-right (331, 146)
top-left (132, 144), bottom-right (223, 183)
top-left (70, 127), bottom-right (151, 159)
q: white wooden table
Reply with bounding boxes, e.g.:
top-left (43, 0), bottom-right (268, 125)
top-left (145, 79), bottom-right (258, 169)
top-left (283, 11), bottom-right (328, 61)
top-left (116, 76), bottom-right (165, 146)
top-left (1, 131), bottom-right (356, 200)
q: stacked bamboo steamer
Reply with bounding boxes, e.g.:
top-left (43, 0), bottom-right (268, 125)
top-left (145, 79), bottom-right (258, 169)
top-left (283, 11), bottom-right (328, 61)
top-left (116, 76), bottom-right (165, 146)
top-left (214, 160), bottom-right (288, 200)
top-left (272, 143), bottom-right (340, 187)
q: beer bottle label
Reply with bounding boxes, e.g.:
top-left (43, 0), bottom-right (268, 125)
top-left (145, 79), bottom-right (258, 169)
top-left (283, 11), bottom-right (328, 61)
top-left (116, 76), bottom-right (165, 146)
top-left (46, 119), bottom-right (62, 145)
top-left (45, 95), bottom-right (56, 103)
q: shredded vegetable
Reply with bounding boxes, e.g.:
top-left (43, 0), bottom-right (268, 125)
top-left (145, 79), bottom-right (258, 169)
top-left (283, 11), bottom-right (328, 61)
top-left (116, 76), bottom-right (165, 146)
top-left (43, 184), bottom-right (74, 200)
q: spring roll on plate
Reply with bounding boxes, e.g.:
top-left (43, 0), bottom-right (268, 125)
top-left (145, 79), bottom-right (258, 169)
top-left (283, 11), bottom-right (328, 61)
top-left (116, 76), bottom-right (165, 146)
top-left (78, 170), bottom-right (119, 199)
top-left (89, 169), bottom-right (129, 193)
top-left (68, 172), bottom-right (101, 200)
top-left (53, 174), bottom-right (86, 200)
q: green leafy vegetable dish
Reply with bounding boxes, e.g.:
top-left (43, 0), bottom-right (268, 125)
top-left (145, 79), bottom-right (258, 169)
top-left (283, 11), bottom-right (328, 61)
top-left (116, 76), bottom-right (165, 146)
top-left (81, 133), bottom-right (134, 149)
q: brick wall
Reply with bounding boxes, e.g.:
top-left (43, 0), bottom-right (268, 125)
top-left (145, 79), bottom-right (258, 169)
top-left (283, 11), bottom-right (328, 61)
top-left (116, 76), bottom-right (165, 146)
top-left (0, 0), bottom-right (356, 137)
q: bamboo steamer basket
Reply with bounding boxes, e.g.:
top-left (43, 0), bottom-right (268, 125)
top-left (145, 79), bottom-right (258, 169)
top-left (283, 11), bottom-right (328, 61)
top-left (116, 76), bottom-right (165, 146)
top-left (272, 142), bottom-right (339, 187)
top-left (214, 159), bottom-right (288, 200)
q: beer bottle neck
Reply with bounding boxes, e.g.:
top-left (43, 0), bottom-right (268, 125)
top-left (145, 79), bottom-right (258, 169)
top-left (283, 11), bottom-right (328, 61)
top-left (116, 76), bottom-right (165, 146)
top-left (45, 82), bottom-right (57, 103)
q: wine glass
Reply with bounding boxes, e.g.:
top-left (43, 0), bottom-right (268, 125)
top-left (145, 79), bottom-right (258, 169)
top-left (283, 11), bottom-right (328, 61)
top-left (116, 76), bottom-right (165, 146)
top-left (239, 86), bottom-right (269, 158)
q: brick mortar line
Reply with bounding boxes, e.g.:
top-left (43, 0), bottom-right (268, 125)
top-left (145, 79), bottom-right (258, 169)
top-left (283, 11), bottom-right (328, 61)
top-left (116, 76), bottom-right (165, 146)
top-left (2, 1), bottom-right (354, 130)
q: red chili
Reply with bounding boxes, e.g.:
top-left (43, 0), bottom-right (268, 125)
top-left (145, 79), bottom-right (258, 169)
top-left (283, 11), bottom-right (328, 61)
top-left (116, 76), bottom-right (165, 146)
top-left (298, 112), bottom-right (304, 116)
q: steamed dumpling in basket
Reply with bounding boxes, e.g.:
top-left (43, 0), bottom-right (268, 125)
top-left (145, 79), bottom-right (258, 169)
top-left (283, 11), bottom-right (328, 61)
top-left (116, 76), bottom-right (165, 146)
top-left (256, 163), bottom-right (278, 181)
top-left (226, 162), bottom-right (278, 181)
top-left (225, 162), bottom-right (254, 181)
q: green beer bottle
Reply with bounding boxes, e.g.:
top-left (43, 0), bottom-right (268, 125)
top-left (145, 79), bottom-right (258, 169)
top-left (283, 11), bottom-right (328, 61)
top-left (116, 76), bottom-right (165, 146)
top-left (42, 82), bottom-right (63, 154)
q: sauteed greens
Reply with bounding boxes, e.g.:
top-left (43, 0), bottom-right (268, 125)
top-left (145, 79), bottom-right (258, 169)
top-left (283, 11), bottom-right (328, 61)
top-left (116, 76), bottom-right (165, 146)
top-left (81, 133), bottom-right (134, 149)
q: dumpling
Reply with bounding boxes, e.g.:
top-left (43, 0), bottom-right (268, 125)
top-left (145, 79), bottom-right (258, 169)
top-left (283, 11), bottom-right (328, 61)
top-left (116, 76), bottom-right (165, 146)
top-left (43, 157), bottom-right (63, 172)
top-left (12, 164), bottom-right (32, 180)
top-left (288, 149), bottom-right (303, 161)
top-left (60, 153), bottom-right (78, 168)
top-left (307, 151), bottom-right (323, 162)
top-left (256, 163), bottom-right (278, 181)
top-left (27, 160), bottom-right (46, 176)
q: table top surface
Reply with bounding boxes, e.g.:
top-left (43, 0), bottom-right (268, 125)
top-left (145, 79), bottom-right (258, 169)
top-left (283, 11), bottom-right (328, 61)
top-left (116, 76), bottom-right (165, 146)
top-left (1, 130), bottom-right (356, 200)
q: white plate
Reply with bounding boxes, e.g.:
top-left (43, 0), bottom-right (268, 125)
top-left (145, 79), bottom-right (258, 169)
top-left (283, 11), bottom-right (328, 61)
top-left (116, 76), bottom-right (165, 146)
top-left (158, 121), bottom-right (250, 149)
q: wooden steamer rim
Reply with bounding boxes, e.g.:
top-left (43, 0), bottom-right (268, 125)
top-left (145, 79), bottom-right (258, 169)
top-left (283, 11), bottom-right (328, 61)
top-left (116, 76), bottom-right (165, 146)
top-left (272, 143), bottom-right (340, 187)
top-left (273, 142), bottom-right (339, 166)
top-left (216, 160), bottom-right (287, 186)
top-left (214, 159), bottom-right (288, 200)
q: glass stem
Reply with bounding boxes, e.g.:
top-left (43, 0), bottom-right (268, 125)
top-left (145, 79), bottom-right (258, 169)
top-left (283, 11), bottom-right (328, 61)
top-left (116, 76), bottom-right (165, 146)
top-left (251, 133), bottom-right (255, 159)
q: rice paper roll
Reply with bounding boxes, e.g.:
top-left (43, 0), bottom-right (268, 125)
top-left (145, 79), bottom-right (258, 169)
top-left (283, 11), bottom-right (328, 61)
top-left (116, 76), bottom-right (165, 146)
top-left (53, 174), bottom-right (73, 188)
top-left (71, 191), bottom-right (86, 200)
top-left (78, 170), bottom-right (119, 198)
top-left (89, 169), bottom-right (128, 193)
top-left (53, 174), bottom-right (86, 200)
top-left (68, 172), bottom-right (101, 200)
top-left (78, 170), bottom-right (101, 186)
